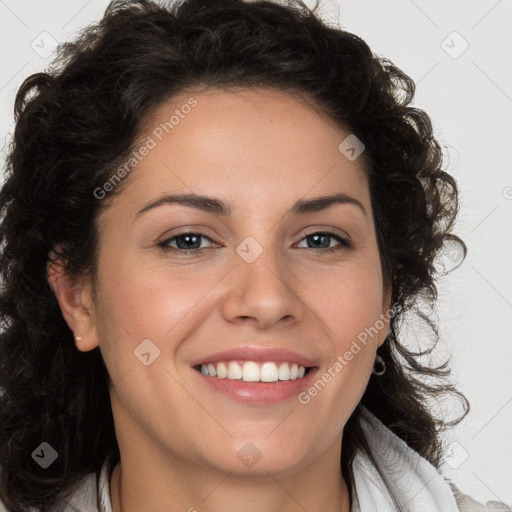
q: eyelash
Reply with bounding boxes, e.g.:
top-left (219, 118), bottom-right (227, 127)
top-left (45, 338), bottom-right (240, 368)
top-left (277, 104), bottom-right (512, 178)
top-left (157, 231), bottom-right (352, 255)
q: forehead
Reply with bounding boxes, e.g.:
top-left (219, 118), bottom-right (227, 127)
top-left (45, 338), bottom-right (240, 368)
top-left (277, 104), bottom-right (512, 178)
top-left (106, 87), bottom-right (371, 218)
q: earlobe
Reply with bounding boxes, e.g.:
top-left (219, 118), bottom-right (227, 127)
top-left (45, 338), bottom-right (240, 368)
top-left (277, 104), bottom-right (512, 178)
top-left (47, 255), bottom-right (99, 352)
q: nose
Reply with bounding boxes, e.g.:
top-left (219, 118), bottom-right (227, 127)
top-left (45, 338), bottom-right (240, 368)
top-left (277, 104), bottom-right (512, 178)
top-left (221, 245), bottom-right (305, 329)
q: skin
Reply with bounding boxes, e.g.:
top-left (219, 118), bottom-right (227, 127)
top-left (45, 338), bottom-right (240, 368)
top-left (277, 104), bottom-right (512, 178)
top-left (49, 87), bottom-right (391, 512)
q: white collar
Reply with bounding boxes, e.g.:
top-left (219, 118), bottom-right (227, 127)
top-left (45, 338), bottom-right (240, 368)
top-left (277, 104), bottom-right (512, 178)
top-left (68, 406), bottom-right (458, 512)
top-left (350, 406), bottom-right (459, 512)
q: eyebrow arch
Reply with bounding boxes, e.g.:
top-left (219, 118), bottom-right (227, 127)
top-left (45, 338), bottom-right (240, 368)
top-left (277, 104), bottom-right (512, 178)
top-left (135, 192), bottom-right (367, 219)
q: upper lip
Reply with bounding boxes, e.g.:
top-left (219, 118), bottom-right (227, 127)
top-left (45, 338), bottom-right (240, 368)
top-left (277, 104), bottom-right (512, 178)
top-left (190, 346), bottom-right (318, 368)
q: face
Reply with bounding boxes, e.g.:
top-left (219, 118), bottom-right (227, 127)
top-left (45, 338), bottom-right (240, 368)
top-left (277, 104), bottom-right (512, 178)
top-left (55, 87), bottom-right (391, 478)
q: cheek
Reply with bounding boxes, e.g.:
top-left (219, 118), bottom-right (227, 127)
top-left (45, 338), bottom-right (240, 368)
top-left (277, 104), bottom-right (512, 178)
top-left (96, 253), bottom-right (210, 337)
top-left (313, 260), bottom-right (385, 344)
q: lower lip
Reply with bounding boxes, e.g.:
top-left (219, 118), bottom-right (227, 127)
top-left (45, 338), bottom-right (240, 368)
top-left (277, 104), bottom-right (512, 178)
top-left (192, 367), bottom-right (319, 405)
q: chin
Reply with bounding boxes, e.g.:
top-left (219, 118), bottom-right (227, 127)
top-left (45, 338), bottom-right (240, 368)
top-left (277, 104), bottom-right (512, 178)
top-left (196, 438), bottom-right (313, 478)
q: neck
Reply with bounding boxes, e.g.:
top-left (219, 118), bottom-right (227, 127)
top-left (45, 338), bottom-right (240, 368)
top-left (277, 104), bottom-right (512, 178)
top-left (110, 452), bottom-right (351, 512)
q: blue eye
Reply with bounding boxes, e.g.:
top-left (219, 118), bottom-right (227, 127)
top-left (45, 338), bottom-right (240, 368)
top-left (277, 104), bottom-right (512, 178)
top-left (158, 231), bottom-right (351, 254)
top-left (297, 232), bottom-right (351, 253)
top-left (158, 232), bottom-right (216, 253)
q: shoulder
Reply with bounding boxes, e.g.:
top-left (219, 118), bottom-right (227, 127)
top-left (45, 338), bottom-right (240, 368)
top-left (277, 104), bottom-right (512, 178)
top-left (447, 480), bottom-right (512, 512)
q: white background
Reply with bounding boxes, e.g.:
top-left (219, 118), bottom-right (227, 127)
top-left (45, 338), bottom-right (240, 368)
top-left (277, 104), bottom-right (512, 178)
top-left (0, 0), bottom-right (510, 506)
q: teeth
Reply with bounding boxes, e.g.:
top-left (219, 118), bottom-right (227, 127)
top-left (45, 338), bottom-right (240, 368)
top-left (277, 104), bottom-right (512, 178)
top-left (199, 361), bottom-right (308, 382)
top-left (278, 362), bottom-right (290, 380)
top-left (242, 361), bottom-right (260, 382)
top-left (260, 362), bottom-right (279, 382)
top-left (227, 361), bottom-right (243, 380)
top-left (216, 362), bottom-right (228, 378)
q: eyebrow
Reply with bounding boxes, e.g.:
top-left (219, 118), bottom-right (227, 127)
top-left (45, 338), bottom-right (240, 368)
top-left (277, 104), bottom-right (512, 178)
top-left (135, 192), bottom-right (367, 219)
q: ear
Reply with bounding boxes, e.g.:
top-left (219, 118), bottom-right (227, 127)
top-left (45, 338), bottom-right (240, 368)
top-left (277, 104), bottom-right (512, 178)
top-left (47, 252), bottom-right (100, 352)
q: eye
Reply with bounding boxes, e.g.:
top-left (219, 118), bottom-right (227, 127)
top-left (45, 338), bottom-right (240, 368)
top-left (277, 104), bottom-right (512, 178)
top-left (296, 231), bottom-right (351, 253)
top-left (158, 232), bottom-right (217, 253)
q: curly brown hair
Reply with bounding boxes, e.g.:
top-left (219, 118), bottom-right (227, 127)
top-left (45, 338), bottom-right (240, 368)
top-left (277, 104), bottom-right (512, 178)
top-left (0, 0), bottom-right (469, 510)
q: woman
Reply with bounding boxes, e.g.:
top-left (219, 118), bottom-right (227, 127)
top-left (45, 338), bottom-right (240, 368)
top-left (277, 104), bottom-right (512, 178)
top-left (0, 0), bottom-right (509, 511)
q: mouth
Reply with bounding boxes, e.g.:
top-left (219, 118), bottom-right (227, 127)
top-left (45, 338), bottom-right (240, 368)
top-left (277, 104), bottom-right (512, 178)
top-left (189, 346), bottom-right (320, 404)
